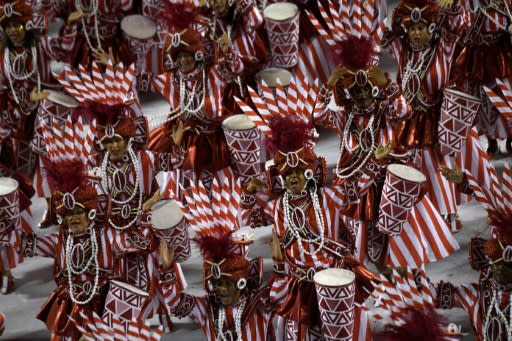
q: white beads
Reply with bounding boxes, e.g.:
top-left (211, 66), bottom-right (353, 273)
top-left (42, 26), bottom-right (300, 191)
top-left (3, 46), bottom-right (40, 105)
top-left (75, 0), bottom-right (102, 52)
top-left (167, 69), bottom-right (207, 121)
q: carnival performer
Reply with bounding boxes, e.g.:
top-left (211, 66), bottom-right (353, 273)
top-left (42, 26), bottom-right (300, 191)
top-left (437, 162), bottom-right (512, 340)
top-left (451, 0), bottom-right (512, 155)
top-left (235, 78), bottom-right (380, 340)
top-left (161, 171), bottom-right (276, 341)
top-left (382, 0), bottom-right (470, 229)
top-left (310, 1), bottom-right (458, 270)
top-left (54, 61), bottom-right (187, 326)
top-left (0, 0), bottom-right (81, 229)
top-left (44, 0), bottom-right (136, 69)
top-left (0, 163), bottom-right (36, 294)
top-left (149, 1), bottom-right (244, 194)
top-left (18, 117), bottom-right (173, 340)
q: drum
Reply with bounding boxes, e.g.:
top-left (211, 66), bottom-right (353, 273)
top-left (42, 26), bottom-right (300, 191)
top-left (102, 280), bottom-right (149, 332)
top-left (256, 67), bottom-right (293, 88)
top-left (264, 3), bottom-right (300, 68)
top-left (377, 164), bottom-right (426, 235)
top-left (0, 177), bottom-right (20, 232)
top-left (438, 88), bottom-right (480, 157)
top-left (222, 115), bottom-right (261, 185)
top-left (121, 14), bottom-right (157, 74)
top-left (313, 268), bottom-right (356, 341)
top-left (32, 91), bottom-right (79, 154)
top-left (151, 200), bottom-right (191, 262)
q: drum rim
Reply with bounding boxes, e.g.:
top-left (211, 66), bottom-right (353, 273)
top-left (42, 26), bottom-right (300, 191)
top-left (46, 90), bottom-right (80, 108)
top-left (121, 14), bottom-right (157, 40)
top-left (0, 177), bottom-right (19, 196)
top-left (313, 268), bottom-right (356, 287)
top-left (151, 199), bottom-right (184, 230)
top-left (110, 279), bottom-right (150, 296)
top-left (222, 114), bottom-right (256, 131)
top-left (256, 67), bottom-right (293, 87)
top-left (263, 2), bottom-right (299, 21)
top-left (387, 164), bottom-right (427, 183)
top-left (443, 87), bottom-right (480, 102)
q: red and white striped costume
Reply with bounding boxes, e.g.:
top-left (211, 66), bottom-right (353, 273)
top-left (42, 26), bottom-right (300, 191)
top-left (383, 1), bottom-right (471, 218)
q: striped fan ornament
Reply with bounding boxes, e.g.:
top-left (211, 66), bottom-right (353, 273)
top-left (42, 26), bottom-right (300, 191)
top-left (484, 78), bottom-right (512, 121)
top-left (70, 311), bottom-right (163, 341)
top-left (55, 61), bottom-right (136, 105)
top-left (306, 0), bottom-right (386, 53)
top-left (234, 76), bottom-right (319, 138)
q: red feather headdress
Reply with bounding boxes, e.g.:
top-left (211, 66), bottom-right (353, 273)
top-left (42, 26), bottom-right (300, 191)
top-left (376, 307), bottom-right (447, 341)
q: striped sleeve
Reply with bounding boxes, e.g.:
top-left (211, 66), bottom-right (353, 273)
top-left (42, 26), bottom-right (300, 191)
top-left (35, 233), bottom-right (59, 258)
top-left (269, 274), bottom-right (289, 306)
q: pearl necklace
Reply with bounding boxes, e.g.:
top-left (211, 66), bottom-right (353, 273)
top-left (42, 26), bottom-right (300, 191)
top-left (483, 289), bottom-right (512, 341)
top-left (401, 47), bottom-right (433, 102)
top-left (75, 0), bottom-right (102, 52)
top-left (335, 113), bottom-right (379, 179)
top-left (3, 46), bottom-right (41, 104)
top-left (100, 141), bottom-right (143, 230)
top-left (216, 299), bottom-right (246, 341)
top-left (167, 69), bottom-right (206, 121)
top-left (283, 185), bottom-right (326, 257)
top-left (65, 224), bottom-right (100, 305)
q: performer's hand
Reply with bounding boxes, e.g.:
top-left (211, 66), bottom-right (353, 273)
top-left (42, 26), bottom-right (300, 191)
top-left (374, 142), bottom-right (392, 160)
top-left (142, 190), bottom-right (162, 211)
top-left (171, 120), bottom-right (189, 146)
top-left (29, 89), bottom-right (49, 102)
top-left (246, 178), bottom-right (266, 193)
top-left (271, 229), bottom-right (283, 262)
top-left (159, 240), bottom-right (175, 269)
top-left (67, 10), bottom-right (86, 24)
top-left (440, 166), bottom-right (464, 184)
top-left (218, 33), bottom-right (232, 55)
top-left (199, 0), bottom-right (209, 7)
top-left (327, 66), bottom-right (348, 88)
top-left (369, 66), bottom-right (388, 87)
top-left (93, 47), bottom-right (115, 66)
top-left (438, 0), bottom-right (454, 8)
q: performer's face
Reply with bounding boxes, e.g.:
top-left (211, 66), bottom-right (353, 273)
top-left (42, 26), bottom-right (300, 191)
top-left (177, 51), bottom-right (196, 74)
top-left (211, 0), bottom-right (229, 14)
top-left (407, 22), bottom-right (432, 49)
top-left (214, 277), bottom-right (241, 306)
top-left (349, 84), bottom-right (374, 110)
top-left (5, 21), bottom-right (26, 46)
top-left (492, 261), bottom-right (512, 286)
top-left (104, 135), bottom-right (128, 160)
top-left (284, 169), bottom-right (307, 195)
top-left (64, 207), bottom-right (91, 234)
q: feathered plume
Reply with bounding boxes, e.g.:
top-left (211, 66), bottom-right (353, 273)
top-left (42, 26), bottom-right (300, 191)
top-left (334, 36), bottom-right (376, 71)
top-left (264, 115), bottom-right (315, 154)
top-left (193, 226), bottom-right (237, 261)
top-left (158, 0), bottom-right (201, 31)
top-left (376, 307), bottom-right (447, 341)
top-left (43, 158), bottom-right (87, 193)
top-left (74, 100), bottom-right (129, 126)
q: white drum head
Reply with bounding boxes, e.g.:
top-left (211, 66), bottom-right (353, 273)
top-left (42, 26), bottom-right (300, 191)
top-left (121, 15), bottom-right (157, 40)
top-left (151, 199), bottom-right (184, 230)
top-left (223, 114), bottom-right (255, 130)
top-left (264, 3), bottom-right (299, 21)
top-left (110, 280), bottom-right (149, 297)
top-left (0, 178), bottom-right (18, 196)
top-left (313, 268), bottom-right (355, 287)
top-left (256, 68), bottom-right (292, 87)
top-left (387, 164), bottom-right (426, 183)
top-left (47, 90), bottom-right (79, 108)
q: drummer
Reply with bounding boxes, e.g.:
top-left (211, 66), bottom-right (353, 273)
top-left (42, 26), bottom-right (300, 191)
top-left (149, 0), bottom-right (244, 196)
top-left (19, 121), bottom-right (175, 339)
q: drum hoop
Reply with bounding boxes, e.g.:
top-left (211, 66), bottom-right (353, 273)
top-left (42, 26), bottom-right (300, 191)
top-left (121, 14), bottom-right (157, 40)
top-left (0, 178), bottom-right (19, 196)
top-left (313, 268), bottom-right (355, 287)
top-left (444, 88), bottom-right (480, 102)
top-left (110, 280), bottom-right (149, 296)
top-left (387, 164), bottom-right (426, 184)
top-left (263, 3), bottom-right (299, 21)
top-left (222, 114), bottom-right (256, 131)
top-left (46, 90), bottom-right (79, 108)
